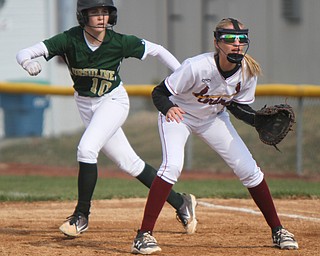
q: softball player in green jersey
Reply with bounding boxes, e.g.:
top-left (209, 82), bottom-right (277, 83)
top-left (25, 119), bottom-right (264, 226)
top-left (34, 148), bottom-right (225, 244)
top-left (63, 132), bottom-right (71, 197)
top-left (16, 0), bottom-right (197, 238)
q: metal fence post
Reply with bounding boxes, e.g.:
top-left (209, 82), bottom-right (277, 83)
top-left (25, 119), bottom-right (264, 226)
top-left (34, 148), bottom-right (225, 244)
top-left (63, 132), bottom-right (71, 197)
top-left (296, 97), bottom-right (303, 176)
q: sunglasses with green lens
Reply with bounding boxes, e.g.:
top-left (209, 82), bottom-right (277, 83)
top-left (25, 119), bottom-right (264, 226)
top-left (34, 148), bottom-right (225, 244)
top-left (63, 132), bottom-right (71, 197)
top-left (219, 34), bottom-right (249, 44)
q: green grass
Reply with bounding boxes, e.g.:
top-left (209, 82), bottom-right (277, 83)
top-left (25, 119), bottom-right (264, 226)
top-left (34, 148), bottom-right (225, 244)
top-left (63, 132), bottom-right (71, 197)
top-left (0, 175), bottom-right (318, 202)
top-left (0, 105), bottom-right (319, 202)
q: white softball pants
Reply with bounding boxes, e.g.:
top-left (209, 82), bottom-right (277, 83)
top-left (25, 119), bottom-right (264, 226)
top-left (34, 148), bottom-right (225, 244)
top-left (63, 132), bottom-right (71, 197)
top-left (157, 110), bottom-right (264, 188)
top-left (74, 85), bottom-right (145, 177)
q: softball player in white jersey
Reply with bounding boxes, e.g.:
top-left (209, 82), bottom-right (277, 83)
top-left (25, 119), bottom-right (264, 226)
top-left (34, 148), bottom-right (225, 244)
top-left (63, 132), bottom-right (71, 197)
top-left (16, 0), bottom-right (198, 238)
top-left (159, 53), bottom-right (260, 186)
top-left (131, 18), bottom-right (298, 254)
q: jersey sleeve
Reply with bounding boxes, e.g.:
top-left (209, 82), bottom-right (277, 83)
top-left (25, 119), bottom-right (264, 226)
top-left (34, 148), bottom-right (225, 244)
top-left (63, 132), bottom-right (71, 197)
top-left (165, 59), bottom-right (195, 95)
top-left (121, 35), bottom-right (145, 59)
top-left (42, 31), bottom-right (70, 61)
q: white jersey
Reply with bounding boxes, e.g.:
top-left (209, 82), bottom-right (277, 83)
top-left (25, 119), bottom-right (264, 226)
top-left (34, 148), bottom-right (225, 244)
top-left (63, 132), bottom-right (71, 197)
top-left (165, 52), bottom-right (257, 119)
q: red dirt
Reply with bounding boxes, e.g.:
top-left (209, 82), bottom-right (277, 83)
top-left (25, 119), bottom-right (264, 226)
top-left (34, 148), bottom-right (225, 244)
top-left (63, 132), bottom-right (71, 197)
top-left (0, 162), bottom-right (318, 181)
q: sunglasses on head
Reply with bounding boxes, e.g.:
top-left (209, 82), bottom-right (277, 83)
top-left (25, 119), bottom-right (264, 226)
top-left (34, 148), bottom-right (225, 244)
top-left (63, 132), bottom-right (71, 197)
top-left (219, 34), bottom-right (249, 44)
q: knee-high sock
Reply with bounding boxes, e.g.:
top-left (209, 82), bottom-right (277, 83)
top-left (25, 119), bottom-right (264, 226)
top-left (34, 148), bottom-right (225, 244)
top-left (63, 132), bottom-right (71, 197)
top-left (75, 162), bottom-right (98, 217)
top-left (248, 178), bottom-right (281, 229)
top-left (136, 163), bottom-right (184, 210)
top-left (140, 176), bottom-right (173, 232)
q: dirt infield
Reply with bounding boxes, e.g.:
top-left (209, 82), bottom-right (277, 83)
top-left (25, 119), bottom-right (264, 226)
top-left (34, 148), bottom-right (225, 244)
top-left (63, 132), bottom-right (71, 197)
top-left (0, 164), bottom-right (319, 255)
top-left (0, 199), bottom-right (319, 255)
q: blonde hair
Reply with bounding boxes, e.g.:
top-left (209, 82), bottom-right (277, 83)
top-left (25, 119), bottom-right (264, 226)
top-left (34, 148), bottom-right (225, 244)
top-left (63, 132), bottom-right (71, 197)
top-left (243, 54), bottom-right (262, 77)
top-left (214, 18), bottom-right (262, 78)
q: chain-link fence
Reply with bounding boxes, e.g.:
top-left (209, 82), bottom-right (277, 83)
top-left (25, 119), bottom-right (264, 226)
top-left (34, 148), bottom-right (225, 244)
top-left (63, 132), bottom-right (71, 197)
top-left (0, 85), bottom-right (319, 177)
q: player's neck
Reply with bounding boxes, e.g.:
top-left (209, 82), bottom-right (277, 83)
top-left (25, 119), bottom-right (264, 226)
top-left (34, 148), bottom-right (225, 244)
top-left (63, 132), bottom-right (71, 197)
top-left (215, 54), bottom-right (240, 79)
top-left (84, 27), bottom-right (106, 46)
top-left (219, 57), bottom-right (237, 72)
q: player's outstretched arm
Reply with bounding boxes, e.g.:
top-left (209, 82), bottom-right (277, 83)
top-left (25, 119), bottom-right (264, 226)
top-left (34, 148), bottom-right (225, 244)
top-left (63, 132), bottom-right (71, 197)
top-left (143, 40), bottom-right (180, 71)
top-left (16, 42), bottom-right (48, 76)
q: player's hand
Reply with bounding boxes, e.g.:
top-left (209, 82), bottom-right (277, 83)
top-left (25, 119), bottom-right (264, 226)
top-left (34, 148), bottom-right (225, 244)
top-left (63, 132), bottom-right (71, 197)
top-left (22, 59), bottom-right (42, 76)
top-left (166, 106), bottom-right (185, 123)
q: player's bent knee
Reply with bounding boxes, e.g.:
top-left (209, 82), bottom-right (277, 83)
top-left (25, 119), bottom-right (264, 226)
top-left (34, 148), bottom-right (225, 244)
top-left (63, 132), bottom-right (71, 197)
top-left (157, 164), bottom-right (182, 184)
top-left (233, 159), bottom-right (264, 187)
top-left (118, 159), bottom-right (145, 177)
top-left (77, 146), bottom-right (98, 163)
top-left (240, 167), bottom-right (264, 188)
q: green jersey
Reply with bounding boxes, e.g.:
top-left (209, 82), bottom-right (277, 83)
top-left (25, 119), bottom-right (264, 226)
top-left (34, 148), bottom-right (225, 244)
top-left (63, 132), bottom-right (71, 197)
top-left (43, 26), bottom-right (145, 97)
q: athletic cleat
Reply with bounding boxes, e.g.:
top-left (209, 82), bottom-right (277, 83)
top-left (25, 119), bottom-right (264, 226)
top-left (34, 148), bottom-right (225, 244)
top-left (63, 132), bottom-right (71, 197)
top-left (59, 212), bottom-right (88, 237)
top-left (176, 193), bottom-right (198, 234)
top-left (131, 231), bottom-right (162, 255)
top-left (272, 227), bottom-right (299, 250)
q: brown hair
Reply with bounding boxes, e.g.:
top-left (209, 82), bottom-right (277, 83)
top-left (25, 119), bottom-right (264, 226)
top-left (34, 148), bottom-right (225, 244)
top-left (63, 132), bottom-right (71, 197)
top-left (214, 18), bottom-right (262, 78)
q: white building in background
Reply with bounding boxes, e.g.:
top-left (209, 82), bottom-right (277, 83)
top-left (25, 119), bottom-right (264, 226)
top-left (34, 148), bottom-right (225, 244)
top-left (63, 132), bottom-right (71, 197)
top-left (0, 0), bottom-right (319, 137)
